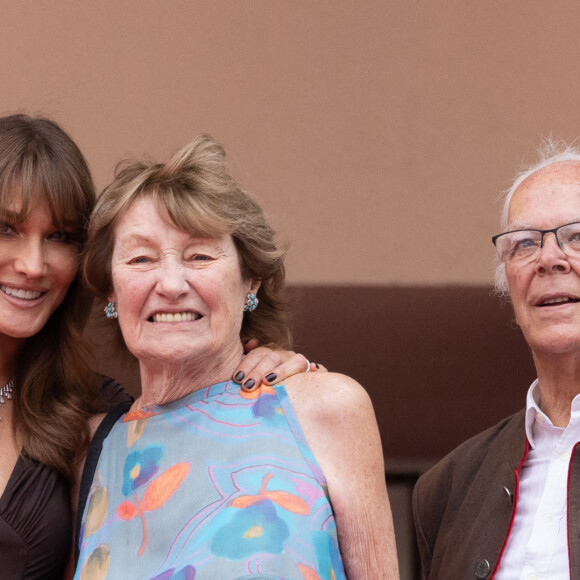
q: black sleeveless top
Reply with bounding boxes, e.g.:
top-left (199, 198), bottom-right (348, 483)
top-left (0, 457), bottom-right (71, 579)
top-left (0, 376), bottom-right (132, 579)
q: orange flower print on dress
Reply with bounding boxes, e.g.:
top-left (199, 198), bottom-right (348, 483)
top-left (117, 461), bottom-right (190, 556)
top-left (230, 472), bottom-right (310, 515)
top-left (124, 407), bottom-right (160, 422)
top-left (239, 383), bottom-right (276, 400)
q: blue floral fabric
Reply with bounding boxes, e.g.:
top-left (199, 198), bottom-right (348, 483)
top-left (75, 381), bottom-right (346, 579)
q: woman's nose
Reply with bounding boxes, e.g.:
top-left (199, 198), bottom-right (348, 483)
top-left (13, 238), bottom-right (46, 278)
top-left (157, 259), bottom-right (190, 298)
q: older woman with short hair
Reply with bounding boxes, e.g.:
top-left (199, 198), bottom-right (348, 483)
top-left (75, 134), bottom-right (399, 579)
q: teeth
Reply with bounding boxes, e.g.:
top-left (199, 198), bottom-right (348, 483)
top-left (542, 297), bottom-right (572, 305)
top-left (153, 312), bottom-right (200, 322)
top-left (1, 285), bottom-right (42, 300)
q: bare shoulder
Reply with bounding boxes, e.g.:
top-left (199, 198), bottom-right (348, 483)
top-left (280, 372), bottom-right (380, 470)
top-left (281, 372), bottom-right (374, 426)
top-left (88, 413), bottom-right (107, 438)
top-left (282, 370), bottom-right (366, 394)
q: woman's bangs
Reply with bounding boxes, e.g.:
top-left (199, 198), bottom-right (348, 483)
top-left (155, 188), bottom-right (231, 240)
top-left (23, 160), bottom-right (89, 234)
top-left (0, 155), bottom-right (28, 218)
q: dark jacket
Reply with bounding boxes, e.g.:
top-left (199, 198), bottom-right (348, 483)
top-left (412, 410), bottom-right (580, 579)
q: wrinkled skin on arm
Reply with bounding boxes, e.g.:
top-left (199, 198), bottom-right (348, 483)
top-left (283, 372), bottom-right (400, 579)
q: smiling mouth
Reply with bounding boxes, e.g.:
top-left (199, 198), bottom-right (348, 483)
top-left (538, 297), bottom-right (580, 307)
top-left (1, 285), bottom-right (43, 301)
top-left (149, 312), bottom-right (202, 322)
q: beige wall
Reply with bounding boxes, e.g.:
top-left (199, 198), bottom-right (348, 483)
top-left (2, 1), bottom-right (580, 285)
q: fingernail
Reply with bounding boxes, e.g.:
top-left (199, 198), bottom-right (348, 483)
top-left (265, 373), bottom-right (277, 383)
top-left (244, 379), bottom-right (255, 390)
top-left (315, 363), bottom-right (320, 369)
top-left (234, 371), bottom-right (245, 382)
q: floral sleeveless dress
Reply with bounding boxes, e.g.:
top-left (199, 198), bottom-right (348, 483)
top-left (75, 381), bottom-right (346, 579)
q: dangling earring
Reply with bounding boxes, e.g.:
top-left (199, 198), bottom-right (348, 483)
top-left (243, 293), bottom-right (259, 312)
top-left (104, 302), bottom-right (118, 319)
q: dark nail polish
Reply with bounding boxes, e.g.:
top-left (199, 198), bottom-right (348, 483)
top-left (234, 371), bottom-right (245, 382)
top-left (244, 379), bottom-right (255, 390)
top-left (315, 363), bottom-right (320, 369)
top-left (265, 373), bottom-right (277, 383)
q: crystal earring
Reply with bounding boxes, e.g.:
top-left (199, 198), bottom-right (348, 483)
top-left (243, 293), bottom-right (259, 312)
top-left (104, 302), bottom-right (118, 319)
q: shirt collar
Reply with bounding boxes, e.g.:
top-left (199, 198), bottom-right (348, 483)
top-left (525, 379), bottom-right (543, 449)
top-left (525, 379), bottom-right (580, 448)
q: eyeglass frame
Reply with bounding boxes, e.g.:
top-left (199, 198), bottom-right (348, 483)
top-left (491, 220), bottom-right (580, 262)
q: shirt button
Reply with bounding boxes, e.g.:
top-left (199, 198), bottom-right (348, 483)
top-left (560, 452), bottom-right (570, 462)
top-left (475, 559), bottom-right (491, 579)
top-left (527, 574), bottom-right (537, 580)
top-left (544, 514), bottom-right (552, 523)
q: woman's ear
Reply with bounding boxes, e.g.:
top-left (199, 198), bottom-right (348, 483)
top-left (250, 280), bottom-right (261, 295)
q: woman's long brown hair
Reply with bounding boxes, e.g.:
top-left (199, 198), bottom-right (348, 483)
top-left (0, 114), bottom-right (103, 479)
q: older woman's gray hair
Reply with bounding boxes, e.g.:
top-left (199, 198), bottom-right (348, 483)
top-left (494, 138), bottom-right (580, 297)
top-left (83, 133), bottom-right (292, 349)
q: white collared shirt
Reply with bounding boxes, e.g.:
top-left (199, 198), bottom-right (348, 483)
top-left (495, 380), bottom-right (580, 579)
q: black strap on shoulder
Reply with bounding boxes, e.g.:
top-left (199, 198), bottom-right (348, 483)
top-left (74, 401), bottom-right (132, 564)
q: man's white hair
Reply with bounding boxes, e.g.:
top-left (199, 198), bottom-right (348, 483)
top-left (494, 138), bottom-right (580, 296)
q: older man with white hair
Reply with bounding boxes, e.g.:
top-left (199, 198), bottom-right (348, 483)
top-left (413, 142), bottom-right (580, 579)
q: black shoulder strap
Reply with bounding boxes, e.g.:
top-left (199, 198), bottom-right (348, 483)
top-left (74, 401), bottom-right (132, 564)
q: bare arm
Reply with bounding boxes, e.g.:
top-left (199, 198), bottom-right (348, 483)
top-left (284, 373), bottom-right (400, 579)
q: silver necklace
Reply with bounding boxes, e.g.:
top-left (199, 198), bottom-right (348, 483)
top-left (0, 380), bottom-right (14, 421)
